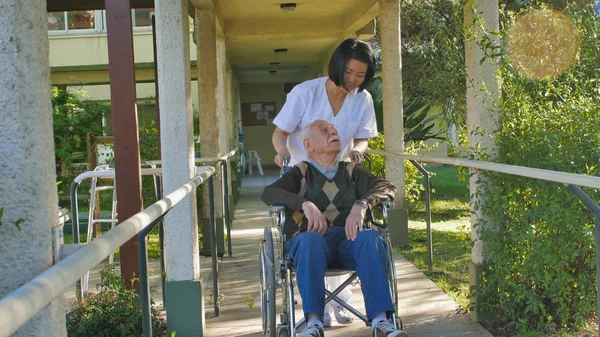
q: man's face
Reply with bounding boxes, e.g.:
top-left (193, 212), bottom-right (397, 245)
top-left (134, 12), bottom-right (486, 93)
top-left (308, 120), bottom-right (341, 155)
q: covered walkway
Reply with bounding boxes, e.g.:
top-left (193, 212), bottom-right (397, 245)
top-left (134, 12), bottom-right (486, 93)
top-left (203, 171), bottom-right (493, 337)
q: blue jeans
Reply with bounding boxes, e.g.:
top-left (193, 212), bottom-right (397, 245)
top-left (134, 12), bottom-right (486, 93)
top-left (284, 226), bottom-right (394, 322)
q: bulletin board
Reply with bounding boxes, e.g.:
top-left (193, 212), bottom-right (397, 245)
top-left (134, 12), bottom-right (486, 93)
top-left (241, 102), bottom-right (277, 126)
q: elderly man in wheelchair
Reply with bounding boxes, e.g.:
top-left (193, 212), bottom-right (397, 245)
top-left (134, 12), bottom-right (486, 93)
top-left (261, 120), bottom-right (408, 337)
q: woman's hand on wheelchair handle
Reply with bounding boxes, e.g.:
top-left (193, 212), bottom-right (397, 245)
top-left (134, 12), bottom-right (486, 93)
top-left (302, 201), bottom-right (327, 235)
top-left (345, 205), bottom-right (366, 241)
top-left (274, 151), bottom-right (291, 168)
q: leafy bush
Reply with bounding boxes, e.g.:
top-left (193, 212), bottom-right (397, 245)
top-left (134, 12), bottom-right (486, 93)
top-left (368, 134), bottom-right (429, 203)
top-left (52, 88), bottom-right (108, 175)
top-left (66, 264), bottom-right (167, 337)
top-left (474, 2), bottom-right (600, 333)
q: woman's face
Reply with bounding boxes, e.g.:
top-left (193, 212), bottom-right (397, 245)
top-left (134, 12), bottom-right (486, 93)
top-left (343, 59), bottom-right (368, 92)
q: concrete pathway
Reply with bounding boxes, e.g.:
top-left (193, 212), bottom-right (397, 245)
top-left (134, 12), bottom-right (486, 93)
top-left (202, 172), bottom-right (494, 337)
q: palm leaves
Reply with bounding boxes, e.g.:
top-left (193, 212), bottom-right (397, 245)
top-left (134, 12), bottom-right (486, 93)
top-left (368, 75), bottom-right (443, 145)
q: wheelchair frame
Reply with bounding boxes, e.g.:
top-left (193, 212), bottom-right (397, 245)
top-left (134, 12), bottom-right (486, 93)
top-left (259, 200), bottom-right (402, 337)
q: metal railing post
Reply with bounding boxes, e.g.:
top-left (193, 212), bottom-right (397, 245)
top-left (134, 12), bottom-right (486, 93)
top-left (70, 182), bottom-right (80, 244)
top-left (139, 213), bottom-right (169, 337)
top-left (154, 175), bottom-right (167, 307)
top-left (223, 160), bottom-right (232, 257)
top-left (409, 160), bottom-right (434, 271)
top-left (138, 229), bottom-right (151, 337)
top-left (208, 176), bottom-right (220, 316)
top-left (69, 181), bottom-right (85, 300)
top-left (566, 184), bottom-right (600, 336)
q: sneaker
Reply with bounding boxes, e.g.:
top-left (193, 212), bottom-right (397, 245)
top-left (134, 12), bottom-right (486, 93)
top-left (323, 312), bottom-right (332, 328)
top-left (297, 324), bottom-right (325, 337)
top-left (332, 304), bottom-right (354, 324)
top-left (372, 321), bottom-right (408, 337)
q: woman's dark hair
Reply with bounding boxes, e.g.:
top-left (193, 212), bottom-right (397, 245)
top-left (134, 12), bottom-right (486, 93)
top-left (328, 38), bottom-right (377, 92)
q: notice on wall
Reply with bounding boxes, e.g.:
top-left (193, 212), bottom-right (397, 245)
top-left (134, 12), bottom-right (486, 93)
top-left (250, 103), bottom-right (262, 112)
top-left (257, 111), bottom-right (268, 121)
top-left (242, 101), bottom-right (277, 126)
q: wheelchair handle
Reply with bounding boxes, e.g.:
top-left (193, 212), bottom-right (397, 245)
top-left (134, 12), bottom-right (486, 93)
top-left (368, 198), bottom-right (390, 229)
top-left (351, 151), bottom-right (362, 167)
top-left (269, 205), bottom-right (286, 216)
top-left (280, 156), bottom-right (290, 176)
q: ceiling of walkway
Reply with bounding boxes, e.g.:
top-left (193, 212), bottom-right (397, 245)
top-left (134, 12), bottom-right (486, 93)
top-left (203, 0), bottom-right (379, 83)
top-left (48, 0), bottom-right (379, 83)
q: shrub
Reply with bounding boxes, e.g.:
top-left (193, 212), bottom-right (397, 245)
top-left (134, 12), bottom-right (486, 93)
top-left (368, 134), bottom-right (429, 203)
top-left (474, 2), bottom-right (600, 333)
top-left (52, 88), bottom-right (108, 176)
top-left (66, 264), bottom-right (167, 337)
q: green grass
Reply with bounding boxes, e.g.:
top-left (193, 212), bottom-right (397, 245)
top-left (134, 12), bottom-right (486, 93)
top-left (400, 165), bottom-right (472, 311)
top-left (409, 165), bottom-right (470, 222)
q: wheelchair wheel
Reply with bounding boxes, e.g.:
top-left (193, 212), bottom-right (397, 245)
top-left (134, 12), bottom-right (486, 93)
top-left (387, 243), bottom-right (401, 329)
top-left (260, 227), bottom-right (277, 336)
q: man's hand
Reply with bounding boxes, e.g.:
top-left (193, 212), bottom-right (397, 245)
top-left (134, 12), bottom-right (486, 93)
top-left (302, 201), bottom-right (328, 235)
top-left (274, 151), bottom-right (291, 168)
top-left (345, 204), bottom-right (367, 241)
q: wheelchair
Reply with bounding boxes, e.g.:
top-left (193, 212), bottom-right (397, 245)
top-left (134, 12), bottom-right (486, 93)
top-left (259, 198), bottom-right (402, 337)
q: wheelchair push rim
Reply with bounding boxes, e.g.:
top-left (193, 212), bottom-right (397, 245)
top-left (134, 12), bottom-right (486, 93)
top-left (260, 226), bottom-right (277, 336)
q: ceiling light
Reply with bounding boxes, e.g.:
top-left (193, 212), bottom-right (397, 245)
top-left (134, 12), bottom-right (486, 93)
top-left (280, 3), bottom-right (297, 14)
top-left (269, 70), bottom-right (277, 75)
top-left (274, 48), bottom-right (288, 56)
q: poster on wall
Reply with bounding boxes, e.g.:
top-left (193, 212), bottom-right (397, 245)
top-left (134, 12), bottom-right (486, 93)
top-left (250, 103), bottom-right (262, 112)
top-left (242, 101), bottom-right (277, 126)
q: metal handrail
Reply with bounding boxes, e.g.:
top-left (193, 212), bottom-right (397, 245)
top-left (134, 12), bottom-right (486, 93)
top-left (0, 166), bottom-right (216, 337)
top-left (366, 149), bottom-right (600, 333)
top-left (366, 150), bottom-right (600, 189)
top-left (148, 148), bottom-right (238, 257)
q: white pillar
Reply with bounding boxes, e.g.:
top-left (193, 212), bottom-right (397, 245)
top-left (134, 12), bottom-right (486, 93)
top-left (379, 0), bottom-right (409, 247)
top-left (155, 0), bottom-right (204, 335)
top-left (0, 0), bottom-right (66, 336)
top-left (464, 0), bottom-right (500, 322)
top-left (464, 0), bottom-right (500, 265)
top-left (379, 0), bottom-right (405, 208)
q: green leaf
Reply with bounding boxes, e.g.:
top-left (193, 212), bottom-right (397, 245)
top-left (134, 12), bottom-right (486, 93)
top-left (14, 218), bottom-right (24, 231)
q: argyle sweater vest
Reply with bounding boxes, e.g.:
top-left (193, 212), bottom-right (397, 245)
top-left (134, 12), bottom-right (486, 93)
top-left (284, 161), bottom-right (358, 239)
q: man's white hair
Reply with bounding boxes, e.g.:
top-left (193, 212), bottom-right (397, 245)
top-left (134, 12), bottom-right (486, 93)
top-left (301, 121), bottom-right (320, 158)
top-left (301, 122), bottom-right (316, 144)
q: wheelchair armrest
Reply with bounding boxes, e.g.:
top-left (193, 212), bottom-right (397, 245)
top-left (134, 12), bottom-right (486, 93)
top-left (367, 199), bottom-right (390, 229)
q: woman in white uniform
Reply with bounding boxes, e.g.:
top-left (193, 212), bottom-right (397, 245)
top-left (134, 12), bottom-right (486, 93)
top-left (271, 38), bottom-right (379, 327)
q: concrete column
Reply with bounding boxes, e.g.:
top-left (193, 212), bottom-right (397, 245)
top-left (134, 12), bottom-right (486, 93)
top-left (0, 0), bottom-right (66, 336)
top-left (226, 65), bottom-right (235, 213)
top-left (216, 37), bottom-right (229, 154)
top-left (380, 0), bottom-right (409, 246)
top-left (197, 7), bottom-right (225, 256)
top-left (155, 0), bottom-right (204, 335)
top-left (464, 0), bottom-right (500, 322)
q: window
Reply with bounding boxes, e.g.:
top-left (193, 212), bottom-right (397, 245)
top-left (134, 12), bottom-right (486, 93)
top-left (133, 9), bottom-right (154, 28)
top-left (48, 10), bottom-right (102, 34)
top-left (48, 9), bottom-right (154, 36)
